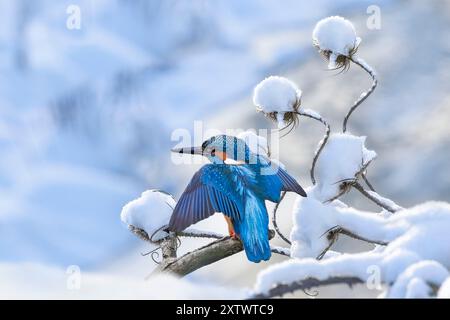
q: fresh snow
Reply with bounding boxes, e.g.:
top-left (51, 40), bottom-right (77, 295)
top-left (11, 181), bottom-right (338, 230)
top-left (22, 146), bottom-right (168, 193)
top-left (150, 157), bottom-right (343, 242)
top-left (312, 16), bottom-right (361, 68)
top-left (252, 76), bottom-right (302, 117)
top-left (120, 190), bottom-right (176, 241)
top-left (255, 199), bottom-right (450, 298)
top-left (315, 133), bottom-right (377, 201)
top-left (312, 16), bottom-right (360, 55)
top-left (438, 277), bottom-right (450, 298)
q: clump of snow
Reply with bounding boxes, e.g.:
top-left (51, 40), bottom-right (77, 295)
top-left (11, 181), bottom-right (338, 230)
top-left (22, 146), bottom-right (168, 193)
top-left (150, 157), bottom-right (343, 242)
top-left (438, 278), bottom-right (450, 298)
top-left (253, 76), bottom-right (302, 128)
top-left (237, 131), bottom-right (269, 156)
top-left (388, 261), bottom-right (449, 298)
top-left (120, 190), bottom-right (176, 241)
top-left (312, 16), bottom-right (361, 69)
top-left (315, 133), bottom-right (376, 201)
top-left (255, 200), bottom-right (450, 298)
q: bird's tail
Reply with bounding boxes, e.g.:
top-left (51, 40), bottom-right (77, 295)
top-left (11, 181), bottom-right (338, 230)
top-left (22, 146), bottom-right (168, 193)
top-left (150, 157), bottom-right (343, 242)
top-left (234, 193), bottom-right (271, 263)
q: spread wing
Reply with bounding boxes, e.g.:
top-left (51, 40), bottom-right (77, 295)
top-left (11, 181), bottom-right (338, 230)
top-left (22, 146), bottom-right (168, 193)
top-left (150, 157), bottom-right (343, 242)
top-left (167, 164), bottom-right (247, 232)
top-left (276, 166), bottom-right (307, 197)
top-left (248, 159), bottom-right (307, 201)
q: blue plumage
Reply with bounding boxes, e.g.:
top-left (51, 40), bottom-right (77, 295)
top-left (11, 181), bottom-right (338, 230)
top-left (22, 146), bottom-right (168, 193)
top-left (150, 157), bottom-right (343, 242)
top-left (168, 135), bottom-right (306, 263)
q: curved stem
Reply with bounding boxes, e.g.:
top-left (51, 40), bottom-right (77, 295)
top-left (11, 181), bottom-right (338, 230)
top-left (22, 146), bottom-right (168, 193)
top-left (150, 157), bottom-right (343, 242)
top-left (271, 191), bottom-right (291, 245)
top-left (362, 172), bottom-right (376, 191)
top-left (343, 57), bottom-right (378, 133)
top-left (294, 110), bottom-right (331, 185)
top-left (352, 182), bottom-right (401, 213)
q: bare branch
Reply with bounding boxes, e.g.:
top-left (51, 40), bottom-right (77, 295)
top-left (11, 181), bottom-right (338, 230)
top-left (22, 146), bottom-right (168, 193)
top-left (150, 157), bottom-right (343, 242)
top-left (251, 276), bottom-right (364, 299)
top-left (343, 57), bottom-right (378, 133)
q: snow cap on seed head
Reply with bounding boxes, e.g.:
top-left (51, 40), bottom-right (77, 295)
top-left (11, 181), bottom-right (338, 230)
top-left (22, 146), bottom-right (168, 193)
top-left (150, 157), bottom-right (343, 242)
top-left (312, 16), bottom-right (361, 69)
top-left (253, 76), bottom-right (302, 129)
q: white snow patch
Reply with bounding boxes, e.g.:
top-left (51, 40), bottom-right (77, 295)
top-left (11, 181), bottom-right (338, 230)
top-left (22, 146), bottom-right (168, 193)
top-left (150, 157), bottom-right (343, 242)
top-left (438, 278), bottom-right (450, 298)
top-left (312, 16), bottom-right (361, 63)
top-left (120, 190), bottom-right (176, 241)
top-left (315, 133), bottom-right (376, 201)
top-left (388, 260), bottom-right (448, 298)
top-left (253, 76), bottom-right (302, 116)
top-left (256, 200), bottom-right (450, 297)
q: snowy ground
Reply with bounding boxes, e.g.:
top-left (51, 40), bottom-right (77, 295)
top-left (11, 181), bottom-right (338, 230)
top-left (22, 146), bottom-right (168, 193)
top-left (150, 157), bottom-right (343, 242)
top-left (0, 0), bottom-right (449, 298)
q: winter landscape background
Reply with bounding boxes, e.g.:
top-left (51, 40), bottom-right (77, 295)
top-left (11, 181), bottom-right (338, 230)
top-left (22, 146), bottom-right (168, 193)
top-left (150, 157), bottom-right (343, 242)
top-left (0, 0), bottom-right (449, 298)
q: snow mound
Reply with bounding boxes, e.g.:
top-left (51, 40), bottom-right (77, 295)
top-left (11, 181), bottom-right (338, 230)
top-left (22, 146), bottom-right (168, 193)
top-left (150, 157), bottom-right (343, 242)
top-left (312, 16), bottom-right (361, 68)
top-left (253, 76), bottom-right (302, 126)
top-left (315, 133), bottom-right (376, 201)
top-left (256, 200), bottom-right (450, 298)
top-left (438, 278), bottom-right (450, 298)
top-left (120, 190), bottom-right (176, 241)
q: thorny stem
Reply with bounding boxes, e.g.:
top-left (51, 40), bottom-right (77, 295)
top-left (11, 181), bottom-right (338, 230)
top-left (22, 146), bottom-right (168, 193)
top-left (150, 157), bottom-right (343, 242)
top-left (343, 57), bottom-right (378, 133)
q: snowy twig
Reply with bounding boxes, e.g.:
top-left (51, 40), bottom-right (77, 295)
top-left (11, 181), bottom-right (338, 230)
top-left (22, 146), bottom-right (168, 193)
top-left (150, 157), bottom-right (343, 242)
top-left (343, 57), bottom-right (378, 133)
top-left (271, 246), bottom-right (291, 257)
top-left (295, 110), bottom-right (331, 185)
top-left (251, 276), bottom-right (364, 299)
top-left (178, 229), bottom-right (224, 240)
top-left (338, 227), bottom-right (388, 246)
top-left (129, 225), bottom-right (223, 243)
top-left (352, 182), bottom-right (402, 213)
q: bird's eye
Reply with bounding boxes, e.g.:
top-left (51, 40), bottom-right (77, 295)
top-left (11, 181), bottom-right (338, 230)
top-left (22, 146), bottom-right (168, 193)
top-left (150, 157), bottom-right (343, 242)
top-left (210, 148), bottom-right (216, 157)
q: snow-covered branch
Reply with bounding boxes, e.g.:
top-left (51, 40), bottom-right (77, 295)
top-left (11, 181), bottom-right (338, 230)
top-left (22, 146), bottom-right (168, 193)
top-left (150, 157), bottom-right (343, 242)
top-left (352, 182), bottom-right (403, 213)
top-left (252, 276), bottom-right (364, 299)
top-left (255, 200), bottom-right (450, 298)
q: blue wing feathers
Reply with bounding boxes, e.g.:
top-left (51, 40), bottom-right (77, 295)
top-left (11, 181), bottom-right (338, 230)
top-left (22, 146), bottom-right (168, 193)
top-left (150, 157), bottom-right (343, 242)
top-left (167, 165), bottom-right (245, 232)
top-left (168, 161), bottom-right (305, 264)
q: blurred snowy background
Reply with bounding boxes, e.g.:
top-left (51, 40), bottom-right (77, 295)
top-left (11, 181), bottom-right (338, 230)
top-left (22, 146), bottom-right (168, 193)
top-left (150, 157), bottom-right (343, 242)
top-left (0, 0), bottom-right (449, 298)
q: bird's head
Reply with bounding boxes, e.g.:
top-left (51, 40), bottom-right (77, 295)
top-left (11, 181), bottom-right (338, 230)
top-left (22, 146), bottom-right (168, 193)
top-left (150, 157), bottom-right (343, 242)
top-left (171, 135), bottom-right (252, 164)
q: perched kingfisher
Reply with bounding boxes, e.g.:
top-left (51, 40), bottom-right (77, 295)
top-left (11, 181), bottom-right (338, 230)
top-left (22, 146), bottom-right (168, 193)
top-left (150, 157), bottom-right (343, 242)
top-left (167, 135), bottom-right (306, 263)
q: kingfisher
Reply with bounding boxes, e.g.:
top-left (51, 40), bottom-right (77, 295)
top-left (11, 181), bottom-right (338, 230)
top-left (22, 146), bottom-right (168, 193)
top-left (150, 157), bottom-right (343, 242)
top-left (167, 135), bottom-right (306, 263)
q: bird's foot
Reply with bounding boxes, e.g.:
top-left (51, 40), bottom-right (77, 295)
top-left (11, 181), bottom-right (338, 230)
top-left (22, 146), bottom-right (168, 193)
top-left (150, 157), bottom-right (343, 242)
top-left (229, 231), bottom-right (240, 240)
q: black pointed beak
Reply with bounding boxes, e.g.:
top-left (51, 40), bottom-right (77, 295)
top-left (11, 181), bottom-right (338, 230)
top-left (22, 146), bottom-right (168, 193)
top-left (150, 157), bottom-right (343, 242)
top-left (171, 146), bottom-right (203, 155)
